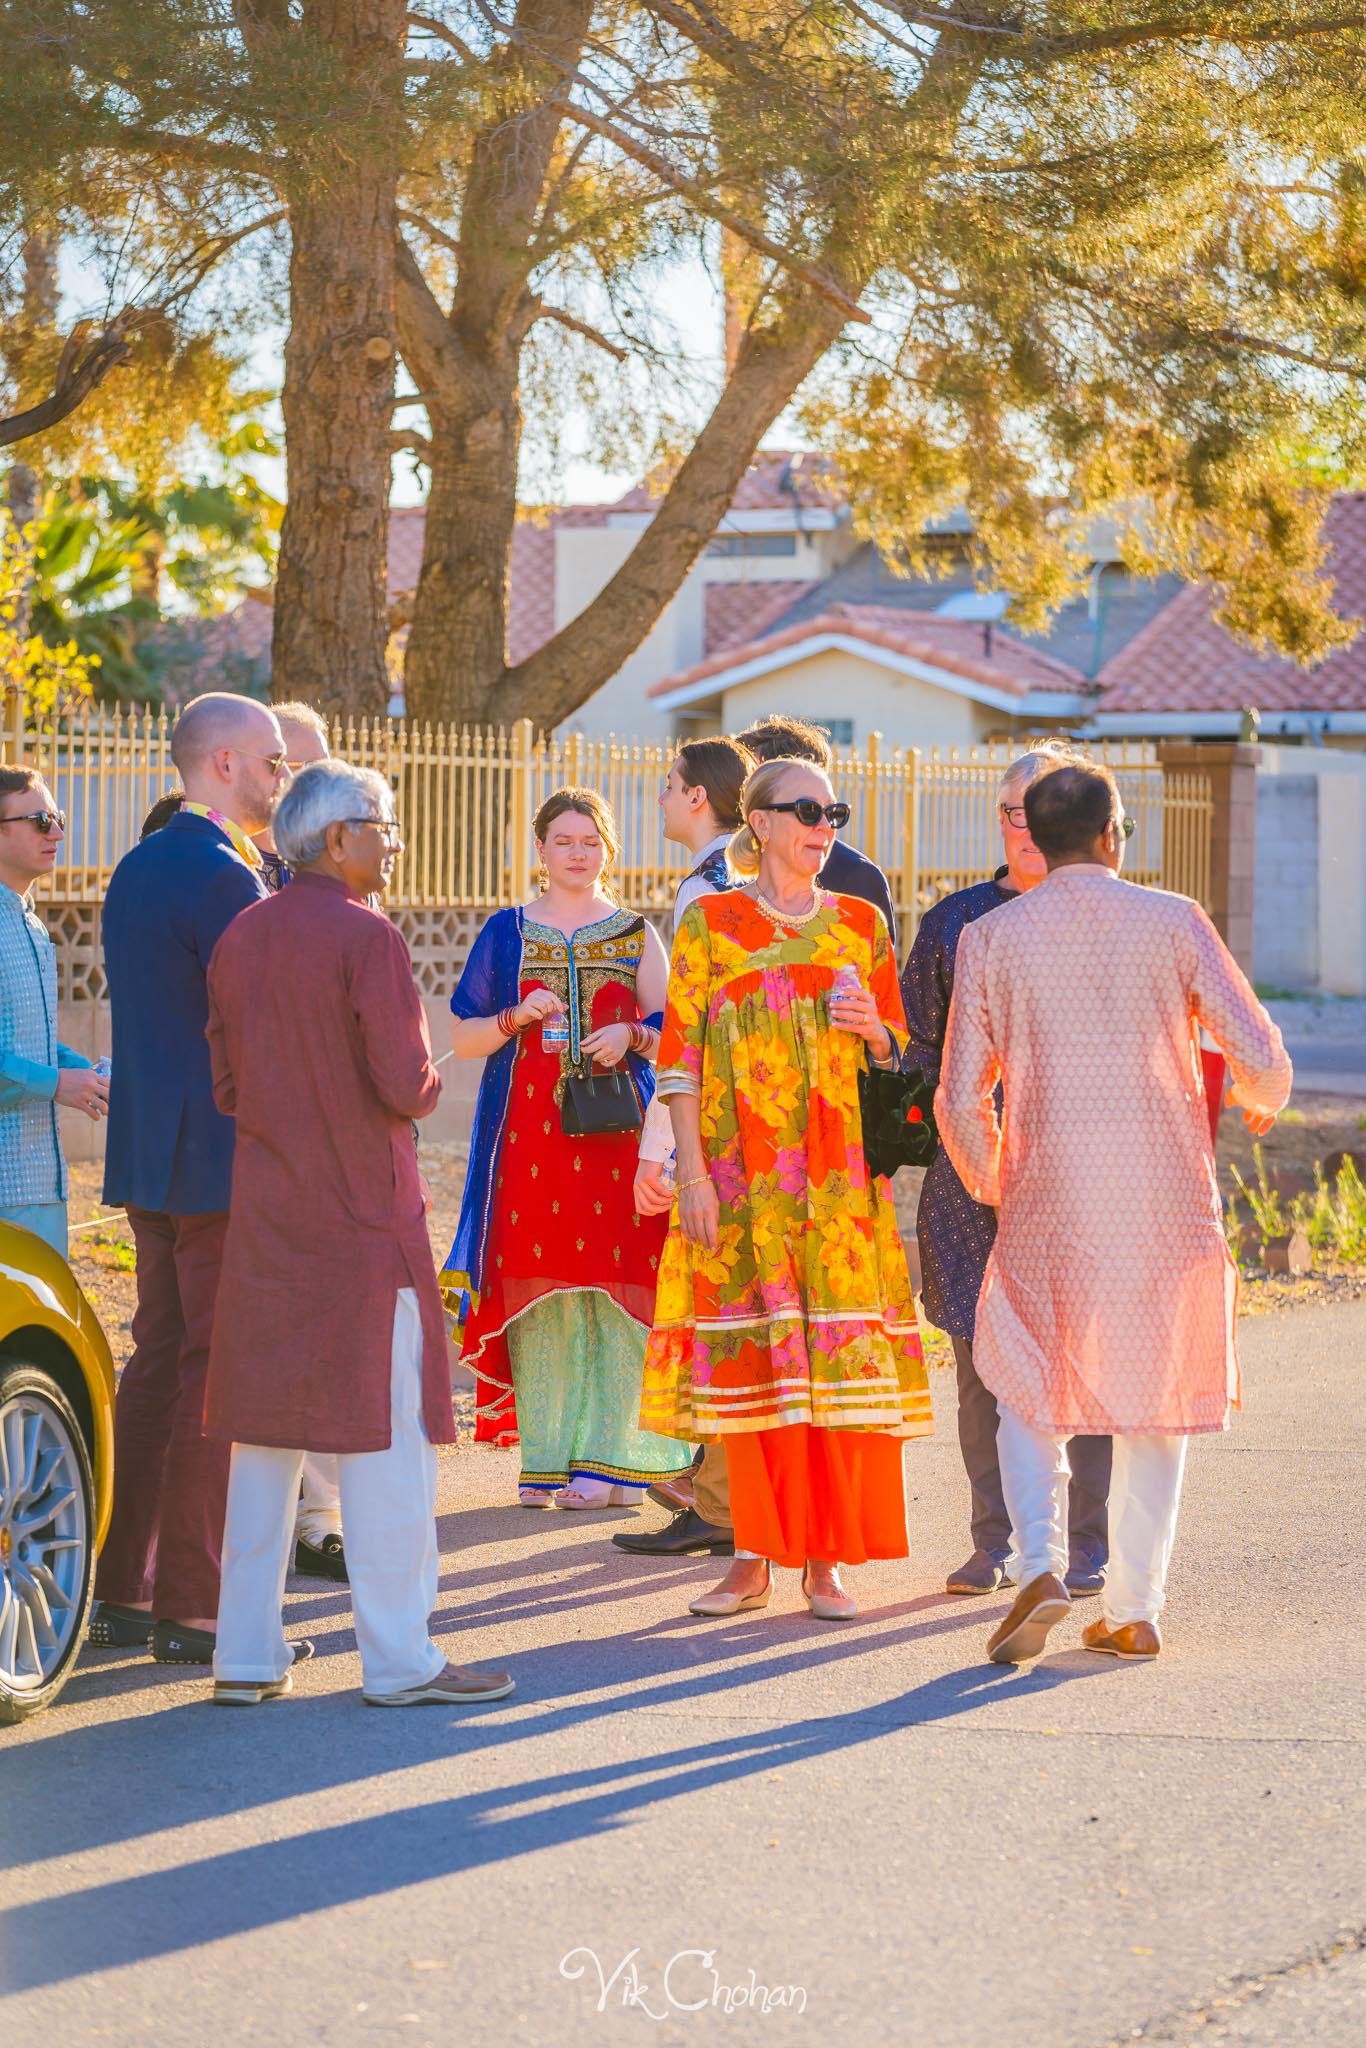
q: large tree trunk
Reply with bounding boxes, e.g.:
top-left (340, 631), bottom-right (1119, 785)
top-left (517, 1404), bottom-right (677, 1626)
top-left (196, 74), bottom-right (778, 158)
top-left (269, 0), bottom-right (407, 718)
top-left (400, 0), bottom-right (595, 725)
top-left (398, 3), bottom-right (987, 732)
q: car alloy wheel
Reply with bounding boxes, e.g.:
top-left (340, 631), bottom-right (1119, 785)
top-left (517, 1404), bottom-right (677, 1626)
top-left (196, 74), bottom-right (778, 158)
top-left (0, 1363), bottom-right (96, 1724)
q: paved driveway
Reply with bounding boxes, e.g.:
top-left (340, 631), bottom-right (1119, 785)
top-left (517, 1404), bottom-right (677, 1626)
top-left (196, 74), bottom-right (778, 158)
top-left (2, 1303), bottom-right (1363, 2047)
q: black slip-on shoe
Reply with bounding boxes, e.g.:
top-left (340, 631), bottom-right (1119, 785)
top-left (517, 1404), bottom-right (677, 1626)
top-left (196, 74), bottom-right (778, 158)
top-left (150, 1619), bottom-right (216, 1664)
top-left (294, 1533), bottom-right (349, 1583)
top-left (611, 1507), bottom-right (735, 1556)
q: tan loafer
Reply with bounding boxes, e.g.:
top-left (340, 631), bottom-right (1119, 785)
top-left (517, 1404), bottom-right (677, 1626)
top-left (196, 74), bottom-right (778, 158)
top-left (688, 1565), bottom-right (771, 1618)
top-left (364, 1663), bottom-right (516, 1707)
top-left (1082, 1617), bottom-right (1161, 1660)
top-left (986, 1572), bottom-right (1070, 1664)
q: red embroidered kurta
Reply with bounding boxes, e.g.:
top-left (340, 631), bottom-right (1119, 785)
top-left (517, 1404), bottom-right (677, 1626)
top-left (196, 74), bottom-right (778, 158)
top-left (458, 910), bottom-right (668, 1446)
top-left (203, 872), bottom-right (453, 1452)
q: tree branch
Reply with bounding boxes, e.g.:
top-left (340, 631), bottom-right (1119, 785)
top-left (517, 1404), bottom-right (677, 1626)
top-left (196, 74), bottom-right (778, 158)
top-left (0, 310), bottom-right (139, 449)
top-left (397, 206), bottom-right (461, 258)
top-left (390, 427), bottom-right (433, 458)
top-left (527, 300), bottom-right (628, 358)
top-left (556, 97), bottom-right (870, 323)
top-left (406, 9), bottom-right (478, 62)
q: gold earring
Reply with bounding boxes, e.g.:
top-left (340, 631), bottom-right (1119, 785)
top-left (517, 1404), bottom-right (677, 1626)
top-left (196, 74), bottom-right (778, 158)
top-left (536, 860), bottom-right (549, 889)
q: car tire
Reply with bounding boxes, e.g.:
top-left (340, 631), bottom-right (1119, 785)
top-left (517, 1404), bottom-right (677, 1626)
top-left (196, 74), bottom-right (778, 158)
top-left (0, 1360), bottom-right (97, 1725)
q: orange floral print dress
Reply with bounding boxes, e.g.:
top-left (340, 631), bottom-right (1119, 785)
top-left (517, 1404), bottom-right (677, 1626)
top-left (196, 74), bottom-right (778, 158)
top-left (640, 891), bottom-right (933, 1567)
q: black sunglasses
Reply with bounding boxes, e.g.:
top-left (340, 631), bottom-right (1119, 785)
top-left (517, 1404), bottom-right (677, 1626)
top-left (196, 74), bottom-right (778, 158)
top-left (0, 809), bottom-right (66, 834)
top-left (766, 799), bottom-right (851, 829)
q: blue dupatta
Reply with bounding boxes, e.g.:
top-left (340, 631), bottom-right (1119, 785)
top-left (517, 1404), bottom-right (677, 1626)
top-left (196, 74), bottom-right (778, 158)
top-left (440, 906), bottom-right (660, 1320)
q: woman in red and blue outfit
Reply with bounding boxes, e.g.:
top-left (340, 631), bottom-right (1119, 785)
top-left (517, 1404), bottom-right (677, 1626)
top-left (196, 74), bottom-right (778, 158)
top-left (441, 788), bottom-right (692, 1509)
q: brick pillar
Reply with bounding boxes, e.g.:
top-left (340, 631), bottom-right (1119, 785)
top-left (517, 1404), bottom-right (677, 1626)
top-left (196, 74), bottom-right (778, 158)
top-left (1157, 741), bottom-right (1261, 972)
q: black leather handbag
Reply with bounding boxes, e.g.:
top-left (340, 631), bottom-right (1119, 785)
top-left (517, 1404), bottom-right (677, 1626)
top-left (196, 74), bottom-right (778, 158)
top-left (857, 1062), bottom-right (939, 1179)
top-left (561, 1059), bottom-right (644, 1137)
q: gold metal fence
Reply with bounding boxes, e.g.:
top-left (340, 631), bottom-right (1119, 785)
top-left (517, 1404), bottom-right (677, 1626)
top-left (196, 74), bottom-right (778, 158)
top-left (3, 701), bottom-right (1212, 940)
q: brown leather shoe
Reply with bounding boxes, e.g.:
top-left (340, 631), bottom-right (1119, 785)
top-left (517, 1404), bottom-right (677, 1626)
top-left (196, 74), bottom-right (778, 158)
top-left (1082, 1617), bottom-right (1161, 1660)
top-left (986, 1572), bottom-right (1070, 1664)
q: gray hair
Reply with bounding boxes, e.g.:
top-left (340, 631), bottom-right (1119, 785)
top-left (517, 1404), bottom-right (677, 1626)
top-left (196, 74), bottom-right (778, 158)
top-left (997, 739), bottom-right (1086, 806)
top-left (272, 760), bottom-right (393, 867)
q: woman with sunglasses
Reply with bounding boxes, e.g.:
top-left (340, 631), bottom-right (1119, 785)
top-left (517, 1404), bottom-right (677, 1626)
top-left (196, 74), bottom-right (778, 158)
top-left (641, 757), bottom-right (933, 1621)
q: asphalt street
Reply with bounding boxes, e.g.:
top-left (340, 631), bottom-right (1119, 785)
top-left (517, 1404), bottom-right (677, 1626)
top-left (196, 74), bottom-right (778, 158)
top-left (2, 1301), bottom-right (1363, 2048)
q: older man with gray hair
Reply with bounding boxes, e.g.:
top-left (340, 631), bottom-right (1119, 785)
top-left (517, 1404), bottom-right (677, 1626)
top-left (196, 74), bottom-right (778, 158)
top-left (203, 761), bottom-right (514, 1707)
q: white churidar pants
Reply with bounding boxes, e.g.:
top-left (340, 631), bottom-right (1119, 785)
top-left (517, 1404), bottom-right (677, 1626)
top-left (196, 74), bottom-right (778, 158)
top-left (295, 1453), bottom-right (343, 1546)
top-left (213, 1289), bottom-right (446, 1695)
top-left (995, 1403), bottom-right (1189, 1627)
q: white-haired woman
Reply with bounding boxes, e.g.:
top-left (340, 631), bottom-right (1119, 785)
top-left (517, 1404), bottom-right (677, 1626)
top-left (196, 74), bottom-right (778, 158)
top-left (203, 760), bottom-right (514, 1708)
top-left (900, 742), bottom-right (1113, 1599)
top-left (640, 755), bottom-right (933, 1622)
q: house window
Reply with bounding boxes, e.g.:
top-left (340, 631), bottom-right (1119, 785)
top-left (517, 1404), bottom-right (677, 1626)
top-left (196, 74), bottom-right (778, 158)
top-left (705, 533), bottom-right (799, 558)
top-left (816, 718), bottom-right (855, 748)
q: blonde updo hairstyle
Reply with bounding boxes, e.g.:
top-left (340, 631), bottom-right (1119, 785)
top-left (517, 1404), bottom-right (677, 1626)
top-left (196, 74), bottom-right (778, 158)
top-left (728, 756), bottom-right (821, 879)
top-left (533, 786), bottom-right (622, 902)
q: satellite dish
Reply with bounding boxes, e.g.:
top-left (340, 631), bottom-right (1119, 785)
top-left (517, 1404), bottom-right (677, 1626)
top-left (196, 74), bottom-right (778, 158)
top-left (935, 590), bottom-right (1010, 623)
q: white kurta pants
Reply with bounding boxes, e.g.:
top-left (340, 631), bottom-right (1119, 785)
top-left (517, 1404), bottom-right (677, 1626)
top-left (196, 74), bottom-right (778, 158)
top-left (996, 1403), bottom-right (1189, 1627)
top-left (213, 1289), bottom-right (446, 1696)
top-left (296, 1454), bottom-right (343, 1546)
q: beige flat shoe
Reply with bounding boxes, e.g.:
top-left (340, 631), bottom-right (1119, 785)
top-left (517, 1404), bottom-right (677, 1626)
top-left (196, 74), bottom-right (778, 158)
top-left (802, 1568), bottom-right (859, 1620)
top-left (688, 1565), bottom-right (772, 1618)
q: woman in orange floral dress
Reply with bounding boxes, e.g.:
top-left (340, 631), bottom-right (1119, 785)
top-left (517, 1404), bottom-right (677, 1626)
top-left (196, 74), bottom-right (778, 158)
top-left (640, 757), bottom-right (933, 1620)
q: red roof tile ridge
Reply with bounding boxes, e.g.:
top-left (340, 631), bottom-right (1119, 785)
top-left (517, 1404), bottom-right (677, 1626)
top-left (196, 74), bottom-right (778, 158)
top-left (649, 607), bottom-right (1047, 700)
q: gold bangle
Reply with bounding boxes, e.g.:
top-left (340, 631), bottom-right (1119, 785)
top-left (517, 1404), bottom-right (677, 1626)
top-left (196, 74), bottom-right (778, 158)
top-left (677, 1174), bottom-right (710, 1193)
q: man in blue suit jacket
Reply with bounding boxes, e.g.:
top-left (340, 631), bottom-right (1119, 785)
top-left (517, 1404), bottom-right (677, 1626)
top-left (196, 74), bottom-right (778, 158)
top-left (91, 693), bottom-right (290, 1664)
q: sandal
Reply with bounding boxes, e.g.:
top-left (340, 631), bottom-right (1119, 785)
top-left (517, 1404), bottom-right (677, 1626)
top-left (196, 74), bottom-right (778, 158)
top-left (518, 1487), bottom-right (556, 1508)
top-left (149, 1619), bottom-right (216, 1664)
top-left (86, 1601), bottom-right (154, 1649)
top-left (553, 1481), bottom-right (637, 1510)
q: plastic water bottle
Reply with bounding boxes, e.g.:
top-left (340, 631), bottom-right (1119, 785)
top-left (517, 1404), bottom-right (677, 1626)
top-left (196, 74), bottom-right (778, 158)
top-left (542, 1013), bottom-right (570, 1050)
top-left (830, 965), bottom-right (863, 1008)
top-left (93, 1057), bottom-right (112, 1080)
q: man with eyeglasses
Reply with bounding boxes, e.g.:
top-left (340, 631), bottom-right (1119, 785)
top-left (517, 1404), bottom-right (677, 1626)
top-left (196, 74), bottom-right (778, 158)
top-left (938, 760), bottom-right (1291, 1665)
top-left (90, 691), bottom-right (290, 1666)
top-left (202, 761), bottom-right (512, 1708)
top-left (0, 767), bottom-right (107, 1257)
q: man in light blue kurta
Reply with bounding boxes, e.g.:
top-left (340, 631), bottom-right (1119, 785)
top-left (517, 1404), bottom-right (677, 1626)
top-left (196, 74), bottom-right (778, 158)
top-left (0, 768), bottom-right (108, 1257)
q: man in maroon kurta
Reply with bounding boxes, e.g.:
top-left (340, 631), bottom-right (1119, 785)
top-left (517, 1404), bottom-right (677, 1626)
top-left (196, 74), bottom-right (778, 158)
top-left (203, 759), bottom-right (514, 1708)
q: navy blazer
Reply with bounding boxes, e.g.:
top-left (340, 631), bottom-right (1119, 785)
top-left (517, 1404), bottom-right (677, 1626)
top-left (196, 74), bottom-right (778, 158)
top-left (819, 838), bottom-right (897, 935)
top-left (102, 811), bottom-right (268, 1214)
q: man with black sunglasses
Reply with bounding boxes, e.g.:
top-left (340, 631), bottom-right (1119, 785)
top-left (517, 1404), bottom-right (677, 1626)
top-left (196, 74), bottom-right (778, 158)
top-left (0, 767), bottom-right (107, 1258)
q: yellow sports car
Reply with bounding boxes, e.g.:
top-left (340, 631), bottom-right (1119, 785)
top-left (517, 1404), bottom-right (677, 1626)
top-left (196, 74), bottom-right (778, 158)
top-left (0, 1221), bottom-right (116, 1723)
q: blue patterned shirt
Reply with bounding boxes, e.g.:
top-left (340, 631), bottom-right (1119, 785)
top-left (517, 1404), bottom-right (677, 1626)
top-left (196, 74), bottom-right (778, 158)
top-left (0, 882), bottom-right (91, 1206)
top-left (900, 870), bottom-right (1016, 1340)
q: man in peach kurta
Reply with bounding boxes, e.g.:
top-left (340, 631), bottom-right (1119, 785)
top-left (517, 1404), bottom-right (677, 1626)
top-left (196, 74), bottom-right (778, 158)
top-left (937, 762), bottom-right (1291, 1664)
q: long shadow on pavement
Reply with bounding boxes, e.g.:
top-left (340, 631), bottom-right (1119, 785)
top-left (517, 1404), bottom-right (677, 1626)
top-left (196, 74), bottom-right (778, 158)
top-left (0, 1656), bottom-right (1108, 1996)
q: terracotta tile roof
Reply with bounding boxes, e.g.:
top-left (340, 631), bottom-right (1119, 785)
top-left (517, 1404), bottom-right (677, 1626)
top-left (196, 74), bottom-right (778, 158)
top-left (704, 580), bottom-right (820, 655)
top-left (648, 601), bottom-right (1084, 702)
top-left (189, 587), bottom-right (275, 674)
top-left (613, 449), bottom-right (843, 516)
top-left (1097, 494), bottom-right (1366, 713)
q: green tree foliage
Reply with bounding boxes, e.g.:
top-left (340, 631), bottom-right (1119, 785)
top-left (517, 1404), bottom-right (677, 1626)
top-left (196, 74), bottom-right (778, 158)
top-left (9, 3), bottom-right (1366, 721)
